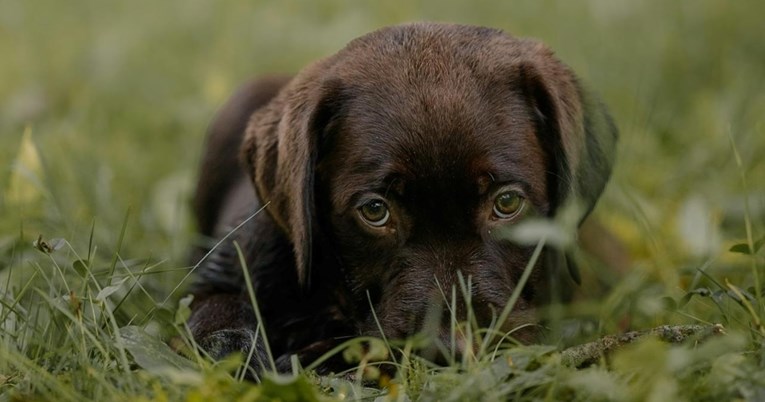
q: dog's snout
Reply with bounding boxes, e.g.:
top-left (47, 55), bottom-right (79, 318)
top-left (416, 312), bottom-right (478, 365)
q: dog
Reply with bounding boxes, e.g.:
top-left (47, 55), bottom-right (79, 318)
top-left (187, 22), bottom-right (617, 375)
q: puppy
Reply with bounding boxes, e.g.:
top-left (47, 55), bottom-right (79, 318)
top-left (187, 22), bottom-right (617, 374)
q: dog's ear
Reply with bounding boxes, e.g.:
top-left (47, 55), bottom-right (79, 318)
top-left (514, 40), bottom-right (618, 222)
top-left (241, 70), bottom-right (342, 290)
top-left (511, 40), bottom-right (617, 293)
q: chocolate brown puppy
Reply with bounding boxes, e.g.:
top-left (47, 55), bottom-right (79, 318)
top-left (188, 22), bottom-right (617, 375)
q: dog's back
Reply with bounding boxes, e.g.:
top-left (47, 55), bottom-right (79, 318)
top-left (193, 76), bottom-right (292, 240)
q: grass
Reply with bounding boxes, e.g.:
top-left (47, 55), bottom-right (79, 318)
top-left (1, 0), bottom-right (764, 400)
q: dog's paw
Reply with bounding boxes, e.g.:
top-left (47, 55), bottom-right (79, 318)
top-left (197, 328), bottom-right (257, 361)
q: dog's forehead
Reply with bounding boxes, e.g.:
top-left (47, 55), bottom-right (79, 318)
top-left (318, 23), bottom-right (549, 205)
top-left (324, 86), bottom-right (546, 203)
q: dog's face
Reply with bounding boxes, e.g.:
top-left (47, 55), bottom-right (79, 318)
top-left (316, 63), bottom-right (550, 343)
top-left (243, 23), bottom-right (617, 350)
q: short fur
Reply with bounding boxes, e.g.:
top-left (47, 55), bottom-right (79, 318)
top-left (188, 23), bottom-right (617, 375)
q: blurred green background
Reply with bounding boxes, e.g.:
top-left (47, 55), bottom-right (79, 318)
top-left (1, 0), bottom-right (763, 289)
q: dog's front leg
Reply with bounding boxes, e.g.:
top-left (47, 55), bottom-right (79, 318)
top-left (187, 293), bottom-right (277, 374)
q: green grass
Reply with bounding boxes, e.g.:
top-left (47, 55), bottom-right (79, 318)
top-left (1, 0), bottom-right (764, 400)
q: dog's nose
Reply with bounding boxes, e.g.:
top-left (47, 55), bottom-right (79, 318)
top-left (417, 325), bottom-right (478, 365)
top-left (440, 329), bottom-right (475, 361)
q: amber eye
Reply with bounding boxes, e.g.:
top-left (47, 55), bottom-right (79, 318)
top-left (358, 199), bottom-right (390, 227)
top-left (493, 191), bottom-right (525, 219)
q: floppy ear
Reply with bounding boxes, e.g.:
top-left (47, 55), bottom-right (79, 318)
top-left (240, 70), bottom-right (342, 290)
top-left (515, 41), bottom-right (618, 223)
top-left (514, 41), bottom-right (618, 291)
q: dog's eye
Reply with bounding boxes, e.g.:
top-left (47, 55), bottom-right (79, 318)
top-left (359, 200), bottom-right (390, 227)
top-left (493, 191), bottom-right (525, 219)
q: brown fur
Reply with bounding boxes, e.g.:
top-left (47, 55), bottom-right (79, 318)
top-left (187, 23), bottom-right (618, 376)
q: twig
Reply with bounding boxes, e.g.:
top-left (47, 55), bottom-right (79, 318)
top-left (560, 324), bottom-right (726, 368)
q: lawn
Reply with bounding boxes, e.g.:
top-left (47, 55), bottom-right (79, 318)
top-left (1, 0), bottom-right (764, 400)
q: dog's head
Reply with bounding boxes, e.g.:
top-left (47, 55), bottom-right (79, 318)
top-left (242, 23), bottom-right (617, 348)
